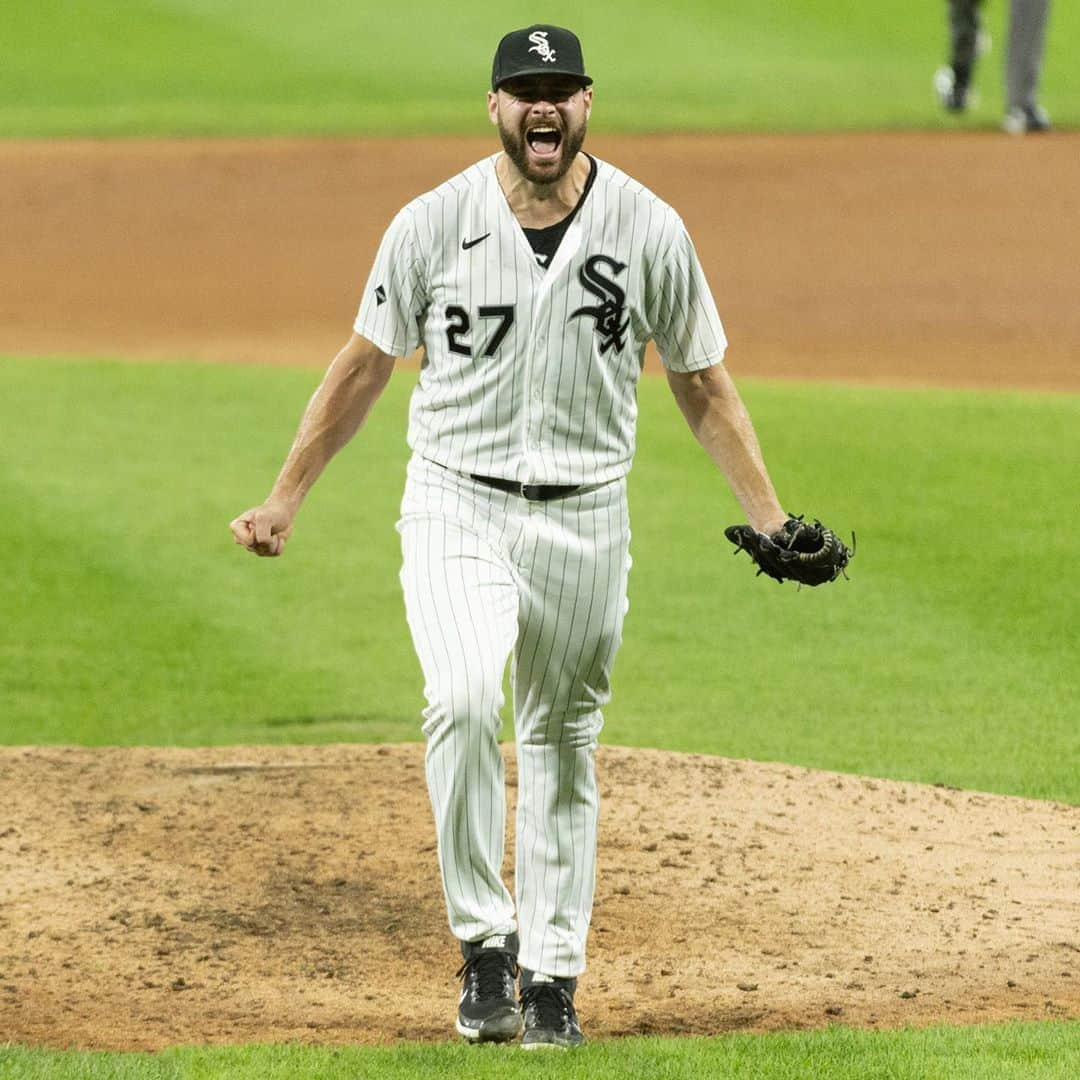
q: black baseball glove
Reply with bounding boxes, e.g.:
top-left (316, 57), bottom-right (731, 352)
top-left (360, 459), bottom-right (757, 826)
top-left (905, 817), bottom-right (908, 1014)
top-left (724, 515), bottom-right (853, 587)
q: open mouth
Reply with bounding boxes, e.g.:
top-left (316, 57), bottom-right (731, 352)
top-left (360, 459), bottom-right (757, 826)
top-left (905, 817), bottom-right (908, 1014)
top-left (526, 125), bottom-right (562, 159)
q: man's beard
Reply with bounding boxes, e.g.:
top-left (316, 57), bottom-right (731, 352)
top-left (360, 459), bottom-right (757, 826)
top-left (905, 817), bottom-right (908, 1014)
top-left (497, 114), bottom-right (587, 185)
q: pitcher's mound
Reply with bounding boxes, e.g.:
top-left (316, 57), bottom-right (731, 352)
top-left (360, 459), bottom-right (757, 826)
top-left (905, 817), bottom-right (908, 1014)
top-left (0, 744), bottom-right (1076, 1050)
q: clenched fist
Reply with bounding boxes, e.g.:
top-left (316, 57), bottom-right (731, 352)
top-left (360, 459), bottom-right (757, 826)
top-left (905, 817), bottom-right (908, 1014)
top-left (229, 500), bottom-right (295, 557)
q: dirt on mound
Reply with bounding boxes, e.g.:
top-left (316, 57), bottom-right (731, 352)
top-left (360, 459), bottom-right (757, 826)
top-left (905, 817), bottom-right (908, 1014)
top-left (1, 744), bottom-right (1076, 1050)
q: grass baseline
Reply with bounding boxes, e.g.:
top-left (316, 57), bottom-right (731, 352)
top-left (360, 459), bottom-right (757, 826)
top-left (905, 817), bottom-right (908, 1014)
top-left (0, 1021), bottom-right (1078, 1078)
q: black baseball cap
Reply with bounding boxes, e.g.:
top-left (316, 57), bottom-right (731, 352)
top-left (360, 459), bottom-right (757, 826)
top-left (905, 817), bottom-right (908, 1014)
top-left (491, 25), bottom-right (592, 91)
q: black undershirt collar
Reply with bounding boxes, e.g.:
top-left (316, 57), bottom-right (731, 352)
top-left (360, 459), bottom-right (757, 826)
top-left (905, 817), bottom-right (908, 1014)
top-left (521, 154), bottom-right (598, 268)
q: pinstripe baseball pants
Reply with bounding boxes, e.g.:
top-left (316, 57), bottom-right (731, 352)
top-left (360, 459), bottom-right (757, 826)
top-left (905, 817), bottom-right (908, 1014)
top-left (397, 455), bottom-right (631, 978)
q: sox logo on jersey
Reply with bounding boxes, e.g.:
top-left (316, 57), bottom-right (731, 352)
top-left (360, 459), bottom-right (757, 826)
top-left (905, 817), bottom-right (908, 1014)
top-left (570, 254), bottom-right (629, 354)
top-left (352, 151), bottom-right (727, 978)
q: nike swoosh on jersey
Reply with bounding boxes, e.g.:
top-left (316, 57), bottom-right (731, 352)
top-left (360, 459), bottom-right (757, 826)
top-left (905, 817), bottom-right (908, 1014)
top-left (462, 233), bottom-right (490, 250)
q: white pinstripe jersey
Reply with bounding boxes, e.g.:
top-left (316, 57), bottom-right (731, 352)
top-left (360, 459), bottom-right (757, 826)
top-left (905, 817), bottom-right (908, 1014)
top-left (354, 153), bottom-right (727, 485)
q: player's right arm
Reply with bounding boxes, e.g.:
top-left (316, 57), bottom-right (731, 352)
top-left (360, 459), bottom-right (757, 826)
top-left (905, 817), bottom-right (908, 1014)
top-left (229, 333), bottom-right (395, 557)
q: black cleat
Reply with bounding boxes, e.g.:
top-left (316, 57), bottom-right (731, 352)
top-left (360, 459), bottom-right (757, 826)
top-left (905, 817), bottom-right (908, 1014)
top-left (455, 932), bottom-right (522, 1044)
top-left (520, 969), bottom-right (585, 1050)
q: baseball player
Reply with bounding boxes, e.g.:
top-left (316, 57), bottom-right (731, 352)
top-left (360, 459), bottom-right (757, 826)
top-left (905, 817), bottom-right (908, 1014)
top-left (231, 25), bottom-right (790, 1049)
top-left (934, 0), bottom-right (1052, 132)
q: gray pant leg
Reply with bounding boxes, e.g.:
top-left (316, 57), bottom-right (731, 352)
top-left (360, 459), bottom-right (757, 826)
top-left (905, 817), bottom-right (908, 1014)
top-left (948, 0), bottom-right (984, 82)
top-left (1007, 0), bottom-right (1051, 110)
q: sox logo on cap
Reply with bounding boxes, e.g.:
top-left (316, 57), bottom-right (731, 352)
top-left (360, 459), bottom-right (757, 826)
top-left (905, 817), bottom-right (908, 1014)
top-left (528, 30), bottom-right (557, 63)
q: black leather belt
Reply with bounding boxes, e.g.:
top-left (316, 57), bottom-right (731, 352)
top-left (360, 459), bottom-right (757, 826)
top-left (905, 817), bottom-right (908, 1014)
top-left (470, 474), bottom-right (583, 501)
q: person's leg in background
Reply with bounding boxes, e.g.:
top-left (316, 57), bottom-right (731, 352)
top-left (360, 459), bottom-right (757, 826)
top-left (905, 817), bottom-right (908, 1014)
top-left (1004, 0), bottom-right (1052, 133)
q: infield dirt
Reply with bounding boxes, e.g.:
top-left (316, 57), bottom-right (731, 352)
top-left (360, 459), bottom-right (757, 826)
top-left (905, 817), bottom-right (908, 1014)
top-left (1, 134), bottom-right (1078, 1049)
top-left (3, 133), bottom-right (1079, 388)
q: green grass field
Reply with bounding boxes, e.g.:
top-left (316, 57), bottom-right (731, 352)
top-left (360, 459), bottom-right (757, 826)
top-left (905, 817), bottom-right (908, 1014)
top-left (2, 1021), bottom-right (1078, 1079)
top-left (2, 357), bottom-right (1077, 804)
top-left (2, 1), bottom-right (1078, 136)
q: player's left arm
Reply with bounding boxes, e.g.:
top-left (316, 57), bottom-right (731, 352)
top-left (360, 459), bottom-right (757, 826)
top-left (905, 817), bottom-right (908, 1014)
top-left (666, 363), bottom-right (787, 536)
